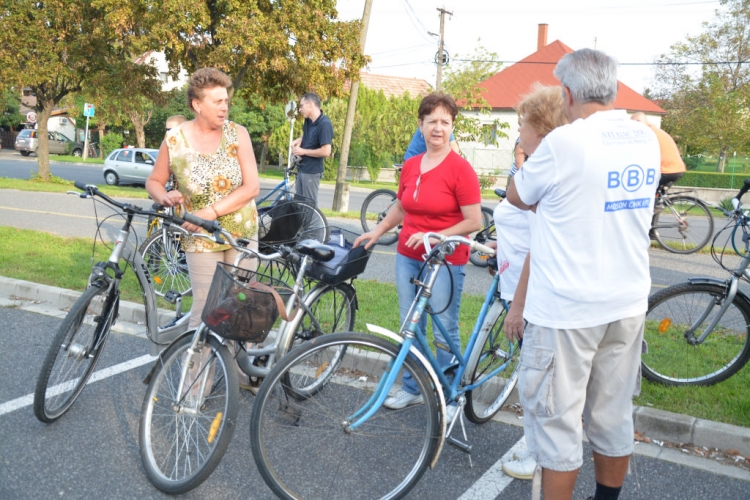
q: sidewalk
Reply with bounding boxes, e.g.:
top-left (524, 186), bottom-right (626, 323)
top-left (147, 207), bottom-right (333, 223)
top-left (2, 275), bottom-right (749, 482)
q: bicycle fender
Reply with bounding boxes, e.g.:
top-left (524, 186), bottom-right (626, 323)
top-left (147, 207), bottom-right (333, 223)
top-left (686, 277), bottom-right (750, 309)
top-left (365, 323), bottom-right (446, 469)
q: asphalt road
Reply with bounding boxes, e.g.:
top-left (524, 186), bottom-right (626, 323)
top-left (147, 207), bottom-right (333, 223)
top-left (2, 307), bottom-right (749, 499)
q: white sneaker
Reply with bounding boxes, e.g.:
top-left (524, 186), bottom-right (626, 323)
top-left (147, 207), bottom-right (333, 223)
top-left (513, 440), bottom-right (532, 461)
top-left (502, 456), bottom-right (537, 480)
top-left (383, 390), bottom-right (424, 409)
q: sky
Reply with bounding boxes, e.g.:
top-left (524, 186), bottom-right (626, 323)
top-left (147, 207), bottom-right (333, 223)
top-left (335, 0), bottom-right (723, 94)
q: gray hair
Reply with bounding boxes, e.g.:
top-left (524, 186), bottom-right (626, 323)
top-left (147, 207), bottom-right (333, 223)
top-left (301, 92), bottom-right (321, 109)
top-left (553, 48), bottom-right (618, 105)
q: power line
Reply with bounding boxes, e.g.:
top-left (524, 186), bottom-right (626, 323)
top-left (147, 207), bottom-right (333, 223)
top-left (451, 58), bottom-right (749, 66)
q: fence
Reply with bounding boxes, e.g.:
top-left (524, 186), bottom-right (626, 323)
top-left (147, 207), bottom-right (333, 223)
top-left (0, 130), bottom-right (19, 150)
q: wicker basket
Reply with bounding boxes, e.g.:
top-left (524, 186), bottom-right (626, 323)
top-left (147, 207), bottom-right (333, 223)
top-left (202, 262), bottom-right (293, 342)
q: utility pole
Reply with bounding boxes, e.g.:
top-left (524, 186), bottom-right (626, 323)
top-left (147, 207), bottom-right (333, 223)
top-left (435, 7), bottom-right (452, 92)
top-left (332, 0), bottom-right (374, 212)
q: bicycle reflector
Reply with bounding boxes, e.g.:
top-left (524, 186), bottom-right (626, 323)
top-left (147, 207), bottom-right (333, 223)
top-left (658, 318), bottom-right (671, 333)
top-left (208, 412), bottom-right (223, 444)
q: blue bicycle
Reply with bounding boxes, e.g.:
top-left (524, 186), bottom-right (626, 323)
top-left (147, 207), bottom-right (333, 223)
top-left (249, 233), bottom-right (521, 499)
top-left (257, 160), bottom-right (329, 246)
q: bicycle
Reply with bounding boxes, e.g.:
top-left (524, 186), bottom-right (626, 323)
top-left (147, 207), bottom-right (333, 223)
top-left (643, 179), bottom-right (750, 386)
top-left (34, 182), bottom-right (195, 423)
top-left (138, 177), bottom-right (191, 298)
top-left (652, 182), bottom-right (714, 254)
top-left (468, 189), bottom-right (505, 268)
top-left (138, 225), bottom-right (371, 493)
top-left (249, 234), bottom-right (520, 499)
top-left (87, 141), bottom-right (99, 158)
top-left (257, 159), bottom-right (329, 244)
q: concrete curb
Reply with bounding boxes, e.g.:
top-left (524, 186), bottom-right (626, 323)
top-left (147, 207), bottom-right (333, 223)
top-left (2, 275), bottom-right (749, 479)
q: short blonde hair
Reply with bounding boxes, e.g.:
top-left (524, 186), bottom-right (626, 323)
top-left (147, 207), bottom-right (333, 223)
top-left (186, 68), bottom-right (232, 112)
top-left (517, 85), bottom-right (569, 137)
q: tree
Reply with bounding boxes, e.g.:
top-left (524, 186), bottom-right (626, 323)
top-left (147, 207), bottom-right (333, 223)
top-left (147, 0), bottom-right (367, 103)
top-left (230, 93), bottom-right (287, 170)
top-left (0, 1), bottom-right (152, 180)
top-left (0, 90), bottom-right (24, 131)
top-left (652, 0), bottom-right (750, 171)
top-left (443, 43), bottom-right (509, 147)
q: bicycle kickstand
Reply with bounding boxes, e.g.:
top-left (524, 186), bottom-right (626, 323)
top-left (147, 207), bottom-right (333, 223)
top-left (445, 396), bottom-right (473, 467)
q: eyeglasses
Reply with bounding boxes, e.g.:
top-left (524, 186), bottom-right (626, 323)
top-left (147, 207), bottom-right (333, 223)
top-left (413, 175), bottom-right (421, 202)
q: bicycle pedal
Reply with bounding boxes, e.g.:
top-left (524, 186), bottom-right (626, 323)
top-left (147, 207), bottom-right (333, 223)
top-left (276, 401), bottom-right (302, 426)
top-left (446, 435), bottom-right (472, 454)
top-left (164, 290), bottom-right (180, 305)
top-left (433, 341), bottom-right (451, 353)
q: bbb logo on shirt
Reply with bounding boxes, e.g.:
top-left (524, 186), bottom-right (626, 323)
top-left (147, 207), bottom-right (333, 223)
top-left (607, 164), bottom-right (657, 192)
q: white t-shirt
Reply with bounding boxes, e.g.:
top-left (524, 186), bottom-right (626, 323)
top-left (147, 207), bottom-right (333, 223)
top-left (513, 109), bottom-right (660, 329)
top-left (494, 199), bottom-right (533, 301)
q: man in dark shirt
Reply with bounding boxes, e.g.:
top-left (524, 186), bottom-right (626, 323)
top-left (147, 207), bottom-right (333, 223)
top-left (291, 92), bottom-right (333, 206)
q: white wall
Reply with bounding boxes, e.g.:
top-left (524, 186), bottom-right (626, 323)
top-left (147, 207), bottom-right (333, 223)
top-left (144, 52), bottom-right (189, 92)
top-left (37, 116), bottom-right (76, 141)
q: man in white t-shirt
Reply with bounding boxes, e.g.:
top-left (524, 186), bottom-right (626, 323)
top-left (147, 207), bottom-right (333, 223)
top-left (506, 49), bottom-right (660, 500)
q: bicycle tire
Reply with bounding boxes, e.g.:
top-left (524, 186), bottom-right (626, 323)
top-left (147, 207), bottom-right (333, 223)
top-left (653, 196), bottom-right (714, 254)
top-left (34, 284), bottom-right (116, 423)
top-left (139, 228), bottom-right (192, 297)
top-left (464, 300), bottom-right (521, 423)
top-left (469, 207), bottom-right (496, 267)
top-left (250, 332), bottom-right (440, 500)
top-left (281, 282), bottom-right (357, 398)
top-left (643, 282), bottom-right (750, 386)
top-left (296, 201), bottom-right (330, 243)
top-left (360, 189), bottom-right (399, 246)
top-left (139, 333), bottom-right (239, 494)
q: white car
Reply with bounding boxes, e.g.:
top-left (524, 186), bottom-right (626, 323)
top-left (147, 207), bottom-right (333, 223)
top-left (103, 148), bottom-right (159, 185)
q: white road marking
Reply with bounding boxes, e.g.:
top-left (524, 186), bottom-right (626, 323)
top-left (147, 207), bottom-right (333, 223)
top-left (0, 354), bottom-right (156, 416)
top-left (458, 437), bottom-right (527, 500)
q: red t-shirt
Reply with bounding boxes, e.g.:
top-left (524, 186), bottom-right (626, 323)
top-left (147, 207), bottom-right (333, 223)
top-left (397, 151), bottom-right (481, 265)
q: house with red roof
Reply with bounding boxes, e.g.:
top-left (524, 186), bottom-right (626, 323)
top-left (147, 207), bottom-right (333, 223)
top-left (461, 24), bottom-right (665, 175)
top-left (346, 72), bottom-right (432, 98)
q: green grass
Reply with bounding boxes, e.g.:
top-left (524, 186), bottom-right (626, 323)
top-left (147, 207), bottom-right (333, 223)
top-left (1, 225), bottom-right (748, 427)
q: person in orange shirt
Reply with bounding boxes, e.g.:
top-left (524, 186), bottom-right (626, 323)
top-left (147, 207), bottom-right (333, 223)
top-left (631, 112), bottom-right (686, 238)
top-left (631, 112), bottom-right (685, 186)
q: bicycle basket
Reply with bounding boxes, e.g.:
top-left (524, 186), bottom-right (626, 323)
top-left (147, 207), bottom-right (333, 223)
top-left (307, 227), bottom-right (372, 285)
top-left (257, 193), bottom-right (326, 249)
top-left (202, 262), bottom-right (294, 342)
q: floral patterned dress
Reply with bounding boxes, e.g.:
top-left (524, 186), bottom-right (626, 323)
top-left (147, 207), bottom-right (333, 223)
top-left (166, 121), bottom-right (258, 252)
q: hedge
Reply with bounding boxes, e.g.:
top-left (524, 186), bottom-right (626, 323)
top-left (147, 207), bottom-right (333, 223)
top-left (676, 171), bottom-right (750, 190)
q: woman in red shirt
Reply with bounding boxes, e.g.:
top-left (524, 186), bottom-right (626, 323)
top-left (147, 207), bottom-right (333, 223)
top-left (354, 93), bottom-right (482, 412)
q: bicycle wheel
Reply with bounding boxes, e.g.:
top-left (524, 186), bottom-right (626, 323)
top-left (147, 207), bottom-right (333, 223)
top-left (281, 282), bottom-right (357, 398)
top-left (464, 300), bottom-right (521, 423)
top-left (139, 228), bottom-right (192, 297)
top-left (643, 282), bottom-right (750, 386)
top-left (360, 189), bottom-right (399, 246)
top-left (34, 284), bottom-right (116, 423)
top-left (469, 207), bottom-right (496, 267)
top-left (653, 196), bottom-right (714, 254)
top-left (297, 201), bottom-right (329, 243)
top-left (139, 333), bottom-right (239, 494)
top-left (250, 332), bottom-right (440, 500)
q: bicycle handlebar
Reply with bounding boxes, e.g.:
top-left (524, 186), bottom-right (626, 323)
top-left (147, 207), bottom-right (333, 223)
top-left (732, 179), bottom-right (750, 210)
top-left (72, 181), bottom-right (284, 262)
top-left (422, 232), bottom-right (495, 257)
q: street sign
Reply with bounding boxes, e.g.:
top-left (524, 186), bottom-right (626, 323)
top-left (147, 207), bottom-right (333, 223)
top-left (26, 112), bottom-right (37, 123)
top-left (83, 103), bottom-right (95, 117)
top-left (285, 100), bottom-right (297, 122)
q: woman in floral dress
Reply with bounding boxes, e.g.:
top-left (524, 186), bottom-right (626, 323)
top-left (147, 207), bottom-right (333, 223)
top-left (146, 67), bottom-right (260, 337)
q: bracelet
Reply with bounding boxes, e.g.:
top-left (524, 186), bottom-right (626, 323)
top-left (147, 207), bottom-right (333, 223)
top-left (209, 205), bottom-right (219, 218)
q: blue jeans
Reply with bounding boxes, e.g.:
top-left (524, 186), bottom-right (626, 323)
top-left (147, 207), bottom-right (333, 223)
top-left (396, 253), bottom-right (465, 395)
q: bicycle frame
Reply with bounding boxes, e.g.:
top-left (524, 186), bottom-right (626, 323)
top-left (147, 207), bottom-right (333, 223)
top-left (346, 235), bottom-right (510, 461)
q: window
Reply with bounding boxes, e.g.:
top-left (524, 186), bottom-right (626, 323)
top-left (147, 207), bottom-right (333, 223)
top-left (116, 150), bottom-right (132, 162)
top-left (160, 72), bottom-right (169, 83)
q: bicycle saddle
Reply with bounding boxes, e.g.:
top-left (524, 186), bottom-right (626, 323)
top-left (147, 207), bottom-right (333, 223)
top-left (295, 240), bottom-right (335, 262)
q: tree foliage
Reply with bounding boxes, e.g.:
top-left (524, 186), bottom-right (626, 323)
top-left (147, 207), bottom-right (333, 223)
top-left (651, 0), bottom-right (750, 171)
top-left (442, 43), bottom-right (509, 147)
top-left (0, 90), bottom-right (24, 131)
top-left (147, 0), bottom-right (368, 103)
top-left (0, 0), bottom-right (152, 179)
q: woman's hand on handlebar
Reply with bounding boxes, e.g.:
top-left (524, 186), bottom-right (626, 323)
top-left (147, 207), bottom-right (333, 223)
top-left (160, 190), bottom-right (183, 208)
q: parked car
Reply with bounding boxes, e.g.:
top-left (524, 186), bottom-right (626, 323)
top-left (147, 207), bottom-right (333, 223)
top-left (103, 148), bottom-right (159, 185)
top-left (14, 129), bottom-right (84, 157)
